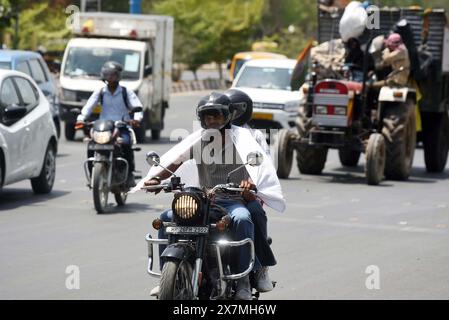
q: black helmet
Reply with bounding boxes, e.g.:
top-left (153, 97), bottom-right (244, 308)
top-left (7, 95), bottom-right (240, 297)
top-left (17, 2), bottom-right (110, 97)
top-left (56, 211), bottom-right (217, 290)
top-left (196, 92), bottom-right (233, 129)
top-left (101, 61), bottom-right (123, 82)
top-left (224, 89), bottom-right (253, 126)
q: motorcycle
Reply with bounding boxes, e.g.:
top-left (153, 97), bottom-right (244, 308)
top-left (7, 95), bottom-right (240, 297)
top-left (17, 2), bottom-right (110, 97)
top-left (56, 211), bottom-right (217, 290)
top-left (143, 150), bottom-right (272, 300)
top-left (75, 107), bottom-right (142, 213)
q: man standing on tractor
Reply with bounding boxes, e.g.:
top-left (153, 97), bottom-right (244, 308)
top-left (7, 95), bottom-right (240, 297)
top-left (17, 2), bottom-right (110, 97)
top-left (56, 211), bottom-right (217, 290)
top-left (376, 33), bottom-right (411, 87)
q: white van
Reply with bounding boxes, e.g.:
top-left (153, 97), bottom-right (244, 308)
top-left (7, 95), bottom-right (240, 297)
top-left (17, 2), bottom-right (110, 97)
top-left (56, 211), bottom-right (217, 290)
top-left (59, 12), bottom-right (173, 142)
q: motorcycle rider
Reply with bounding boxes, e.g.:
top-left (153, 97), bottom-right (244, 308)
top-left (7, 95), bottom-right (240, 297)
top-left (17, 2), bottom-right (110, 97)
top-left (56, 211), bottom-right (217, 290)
top-left (145, 92), bottom-right (281, 300)
top-left (76, 61), bottom-right (143, 187)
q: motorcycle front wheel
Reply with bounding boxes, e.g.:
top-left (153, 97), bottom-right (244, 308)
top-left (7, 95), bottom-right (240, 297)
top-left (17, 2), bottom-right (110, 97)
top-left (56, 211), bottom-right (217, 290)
top-left (159, 260), bottom-right (194, 300)
top-left (93, 162), bottom-right (109, 214)
top-left (114, 192), bottom-right (127, 206)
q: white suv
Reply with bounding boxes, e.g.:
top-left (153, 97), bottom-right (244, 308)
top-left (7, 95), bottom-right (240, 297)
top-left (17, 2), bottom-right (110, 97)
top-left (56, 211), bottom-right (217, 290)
top-left (231, 59), bottom-right (303, 129)
top-left (0, 70), bottom-right (58, 194)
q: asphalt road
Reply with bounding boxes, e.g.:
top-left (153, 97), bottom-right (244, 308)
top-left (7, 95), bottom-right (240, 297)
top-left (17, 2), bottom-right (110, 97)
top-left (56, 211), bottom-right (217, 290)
top-left (1, 91), bottom-right (449, 299)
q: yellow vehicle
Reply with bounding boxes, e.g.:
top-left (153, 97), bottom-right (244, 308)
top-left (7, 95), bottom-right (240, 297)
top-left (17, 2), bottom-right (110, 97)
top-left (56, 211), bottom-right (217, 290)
top-left (228, 51), bottom-right (288, 83)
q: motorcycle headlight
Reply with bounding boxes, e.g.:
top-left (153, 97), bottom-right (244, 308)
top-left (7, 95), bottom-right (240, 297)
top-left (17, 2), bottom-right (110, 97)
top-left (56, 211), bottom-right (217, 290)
top-left (172, 194), bottom-right (200, 220)
top-left (93, 131), bottom-right (112, 144)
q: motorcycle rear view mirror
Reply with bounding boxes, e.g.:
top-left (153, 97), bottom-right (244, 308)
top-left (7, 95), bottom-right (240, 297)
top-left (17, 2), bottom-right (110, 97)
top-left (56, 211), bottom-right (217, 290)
top-left (226, 151), bottom-right (264, 183)
top-left (146, 151), bottom-right (160, 167)
top-left (145, 151), bottom-right (178, 178)
top-left (247, 151), bottom-right (263, 167)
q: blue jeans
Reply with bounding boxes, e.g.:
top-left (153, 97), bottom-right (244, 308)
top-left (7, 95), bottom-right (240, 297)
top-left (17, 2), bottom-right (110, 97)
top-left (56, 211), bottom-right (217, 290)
top-left (158, 198), bottom-right (261, 273)
top-left (119, 128), bottom-right (134, 173)
top-left (246, 200), bottom-right (277, 267)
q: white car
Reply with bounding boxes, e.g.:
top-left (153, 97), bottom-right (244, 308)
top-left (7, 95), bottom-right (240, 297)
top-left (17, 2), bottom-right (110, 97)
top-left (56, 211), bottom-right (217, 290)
top-left (231, 59), bottom-right (303, 130)
top-left (0, 69), bottom-right (58, 193)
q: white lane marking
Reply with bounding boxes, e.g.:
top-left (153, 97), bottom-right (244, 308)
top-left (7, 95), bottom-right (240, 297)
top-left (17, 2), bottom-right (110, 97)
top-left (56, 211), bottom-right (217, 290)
top-left (269, 216), bottom-right (449, 235)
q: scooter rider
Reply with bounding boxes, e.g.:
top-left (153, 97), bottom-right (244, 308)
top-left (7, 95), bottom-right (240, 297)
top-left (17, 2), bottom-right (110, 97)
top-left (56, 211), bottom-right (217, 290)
top-left (76, 61), bottom-right (143, 187)
top-left (145, 92), bottom-right (281, 300)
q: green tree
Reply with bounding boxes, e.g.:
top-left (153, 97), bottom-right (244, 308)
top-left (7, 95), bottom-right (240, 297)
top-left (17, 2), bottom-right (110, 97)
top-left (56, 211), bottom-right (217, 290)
top-left (16, 2), bottom-right (70, 51)
top-left (0, 0), bottom-right (14, 47)
top-left (154, 0), bottom-right (264, 79)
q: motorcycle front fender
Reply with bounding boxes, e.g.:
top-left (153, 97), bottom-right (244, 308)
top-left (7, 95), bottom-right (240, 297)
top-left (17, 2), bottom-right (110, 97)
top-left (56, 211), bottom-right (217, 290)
top-left (161, 243), bottom-right (195, 263)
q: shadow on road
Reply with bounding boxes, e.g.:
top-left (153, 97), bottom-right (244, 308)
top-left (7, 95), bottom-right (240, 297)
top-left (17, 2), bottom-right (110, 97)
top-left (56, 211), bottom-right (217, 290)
top-left (56, 153), bottom-right (70, 158)
top-left (318, 171), bottom-right (393, 186)
top-left (97, 202), bottom-right (164, 215)
top-left (0, 189), bottom-right (71, 211)
top-left (408, 167), bottom-right (449, 181)
top-left (320, 165), bottom-right (449, 185)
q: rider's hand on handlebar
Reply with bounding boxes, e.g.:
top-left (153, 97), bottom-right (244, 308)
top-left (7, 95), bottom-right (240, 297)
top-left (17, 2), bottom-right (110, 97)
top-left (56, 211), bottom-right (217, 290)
top-left (129, 120), bottom-right (140, 128)
top-left (74, 121), bottom-right (84, 130)
top-left (144, 178), bottom-right (162, 194)
top-left (240, 179), bottom-right (256, 202)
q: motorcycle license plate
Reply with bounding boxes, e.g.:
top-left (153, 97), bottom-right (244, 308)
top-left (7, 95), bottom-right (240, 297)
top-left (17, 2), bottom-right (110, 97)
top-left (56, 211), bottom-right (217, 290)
top-left (88, 144), bottom-right (114, 151)
top-left (165, 226), bottom-right (209, 235)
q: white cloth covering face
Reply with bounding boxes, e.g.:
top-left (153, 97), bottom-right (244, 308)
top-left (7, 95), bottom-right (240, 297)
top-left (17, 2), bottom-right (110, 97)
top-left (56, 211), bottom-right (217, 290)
top-left (130, 125), bottom-right (286, 213)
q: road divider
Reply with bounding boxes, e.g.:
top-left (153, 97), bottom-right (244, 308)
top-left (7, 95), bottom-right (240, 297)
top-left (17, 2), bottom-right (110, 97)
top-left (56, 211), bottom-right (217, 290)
top-left (171, 78), bottom-right (228, 93)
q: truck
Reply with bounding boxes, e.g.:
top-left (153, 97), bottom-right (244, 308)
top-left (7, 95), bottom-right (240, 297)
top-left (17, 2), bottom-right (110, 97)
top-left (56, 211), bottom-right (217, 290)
top-left (59, 12), bottom-right (173, 142)
top-left (276, 3), bottom-right (449, 184)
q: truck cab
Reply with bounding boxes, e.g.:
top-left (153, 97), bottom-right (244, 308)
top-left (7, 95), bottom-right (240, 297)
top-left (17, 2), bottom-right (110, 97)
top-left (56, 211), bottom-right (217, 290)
top-left (59, 12), bottom-right (173, 142)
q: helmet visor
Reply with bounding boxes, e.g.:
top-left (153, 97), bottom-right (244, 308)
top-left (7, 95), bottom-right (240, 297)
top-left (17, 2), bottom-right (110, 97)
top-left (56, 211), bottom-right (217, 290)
top-left (197, 104), bottom-right (231, 129)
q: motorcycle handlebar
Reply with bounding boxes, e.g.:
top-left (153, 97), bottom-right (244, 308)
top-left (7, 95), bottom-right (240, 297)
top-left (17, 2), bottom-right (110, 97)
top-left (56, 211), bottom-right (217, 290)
top-left (75, 120), bottom-right (137, 131)
top-left (141, 184), bottom-right (169, 191)
top-left (210, 183), bottom-right (257, 195)
top-left (74, 121), bottom-right (94, 130)
top-left (141, 182), bottom-right (257, 195)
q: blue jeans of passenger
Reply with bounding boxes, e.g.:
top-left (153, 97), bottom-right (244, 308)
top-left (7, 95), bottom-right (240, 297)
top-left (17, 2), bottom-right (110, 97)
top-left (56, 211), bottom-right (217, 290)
top-left (158, 198), bottom-right (261, 274)
top-left (246, 200), bottom-right (277, 267)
